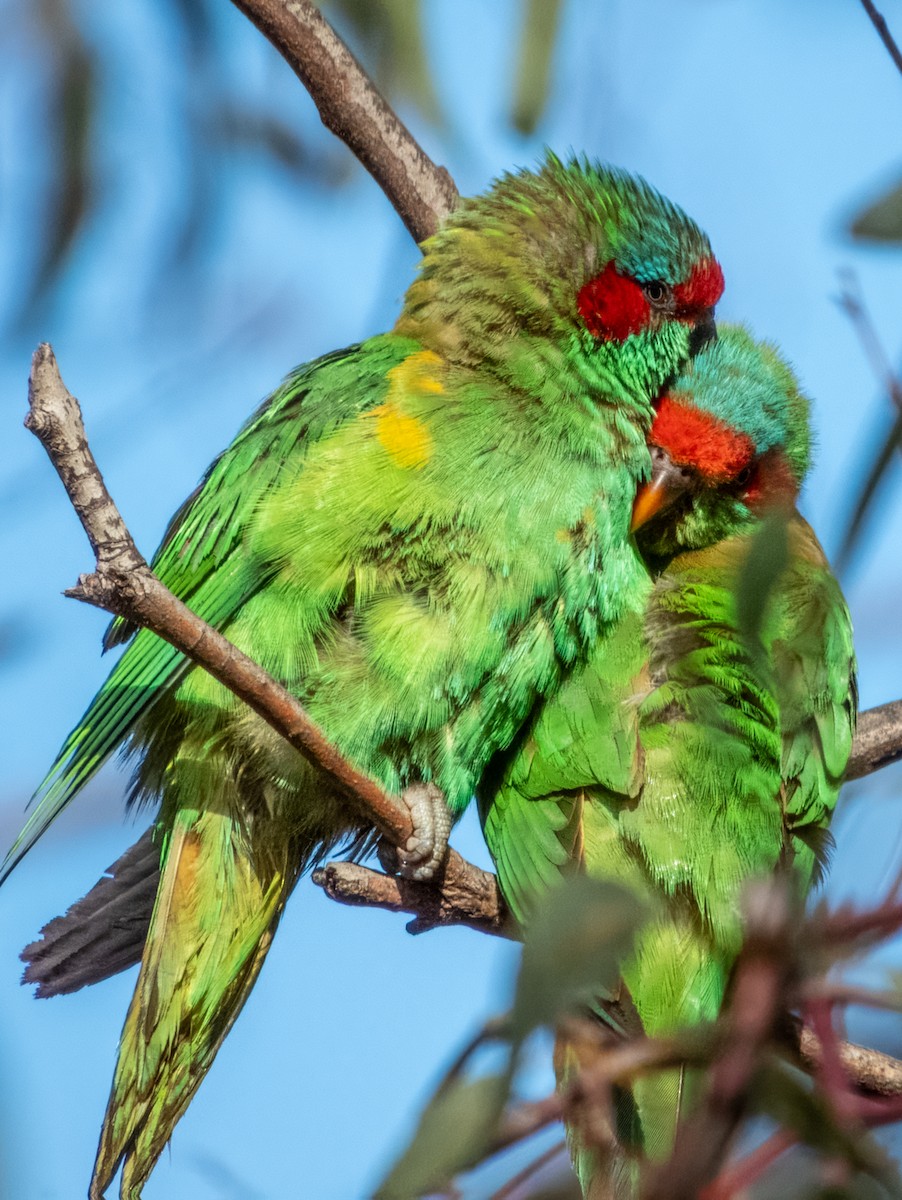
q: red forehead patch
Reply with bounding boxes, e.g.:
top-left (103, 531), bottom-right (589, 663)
top-left (650, 394), bottom-right (753, 482)
top-left (674, 258), bottom-right (724, 315)
top-left (577, 263), bottom-right (650, 342)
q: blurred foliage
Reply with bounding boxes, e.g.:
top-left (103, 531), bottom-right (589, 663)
top-left (511, 0), bottom-right (564, 135)
top-left (10, 0), bottom-right (565, 328)
top-left (736, 510), bottom-right (789, 659)
top-left (380, 878), bottom-right (902, 1199)
top-left (510, 876), bottom-right (643, 1044)
top-left (376, 1072), bottom-right (510, 1199)
top-left (851, 178), bottom-right (902, 243)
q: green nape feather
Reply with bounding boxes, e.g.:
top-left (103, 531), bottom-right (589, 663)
top-left (480, 327), bottom-right (856, 1194)
top-left (6, 154), bottom-right (721, 1199)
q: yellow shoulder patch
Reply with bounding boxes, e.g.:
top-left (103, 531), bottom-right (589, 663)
top-left (371, 350), bottom-right (443, 469)
top-left (374, 404), bottom-right (434, 469)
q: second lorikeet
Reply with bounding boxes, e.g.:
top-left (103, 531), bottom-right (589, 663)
top-left (480, 325), bottom-right (856, 1196)
top-left (6, 154), bottom-right (722, 1198)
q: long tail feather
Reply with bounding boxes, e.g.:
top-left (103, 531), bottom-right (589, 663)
top-left (21, 829), bottom-right (160, 998)
top-left (89, 806), bottom-right (304, 1200)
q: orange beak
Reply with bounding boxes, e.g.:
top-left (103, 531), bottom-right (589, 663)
top-left (630, 448), bottom-right (694, 533)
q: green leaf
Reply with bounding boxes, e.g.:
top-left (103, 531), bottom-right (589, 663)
top-left (736, 511), bottom-right (789, 653)
top-left (374, 1072), bottom-right (510, 1199)
top-left (851, 178), bottom-right (902, 243)
top-left (511, 876), bottom-right (644, 1043)
top-left (511, 0), bottom-right (564, 134)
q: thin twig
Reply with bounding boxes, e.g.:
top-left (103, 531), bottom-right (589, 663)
top-left (837, 271), bottom-right (902, 415)
top-left (227, 0), bottom-right (458, 243)
top-left (487, 1138), bottom-right (568, 1200)
top-left (859, 0), bottom-right (902, 78)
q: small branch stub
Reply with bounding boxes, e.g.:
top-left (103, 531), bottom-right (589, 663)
top-left (27, 344), bottom-right (146, 575)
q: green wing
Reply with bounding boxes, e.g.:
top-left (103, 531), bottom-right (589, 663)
top-left (772, 515), bottom-right (857, 888)
top-left (480, 604), bottom-right (647, 927)
top-left (2, 336), bottom-right (416, 882)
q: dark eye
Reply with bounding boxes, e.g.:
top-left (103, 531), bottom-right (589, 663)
top-left (735, 465), bottom-right (753, 487)
top-left (642, 280), bottom-right (671, 306)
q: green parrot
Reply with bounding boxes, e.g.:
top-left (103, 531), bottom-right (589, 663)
top-left (480, 326), bottom-right (856, 1196)
top-left (5, 154), bottom-right (723, 1199)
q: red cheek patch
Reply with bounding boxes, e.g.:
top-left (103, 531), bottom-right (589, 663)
top-left (650, 394), bottom-right (754, 482)
top-left (577, 262), bottom-right (651, 342)
top-left (674, 258), bottom-right (724, 315)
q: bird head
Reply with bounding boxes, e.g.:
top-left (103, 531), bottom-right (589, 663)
top-left (395, 153), bottom-right (723, 402)
top-left (630, 325), bottom-right (811, 560)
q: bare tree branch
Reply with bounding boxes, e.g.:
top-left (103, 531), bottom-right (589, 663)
top-left (859, 0), bottom-right (902, 79)
top-left (228, 0), bottom-right (459, 243)
top-left (845, 699), bottom-right (902, 779)
top-left (799, 1027), bottom-right (902, 1098)
top-left (27, 344), bottom-right (410, 845)
top-left (26, 343), bottom-right (504, 907)
top-left (311, 857), bottom-right (511, 938)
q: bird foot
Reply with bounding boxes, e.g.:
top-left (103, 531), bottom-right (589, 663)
top-left (378, 782), bottom-right (451, 882)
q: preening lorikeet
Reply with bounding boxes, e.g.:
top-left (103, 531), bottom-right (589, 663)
top-left (480, 326), bottom-right (856, 1196)
top-left (5, 154), bottom-right (722, 1199)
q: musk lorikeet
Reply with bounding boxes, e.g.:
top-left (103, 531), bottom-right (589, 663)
top-left (5, 153), bottom-right (722, 1199)
top-left (480, 326), bottom-right (856, 1196)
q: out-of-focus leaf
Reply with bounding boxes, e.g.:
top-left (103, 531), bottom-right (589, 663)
top-left (512, 0), bottom-right (564, 134)
top-left (216, 110), bottom-right (316, 176)
top-left (374, 1072), bottom-right (510, 1200)
top-left (851, 177), bottom-right (902, 242)
top-left (736, 510), bottom-right (789, 654)
top-left (754, 1061), bottom-right (899, 1189)
top-left (327, 0), bottom-right (441, 124)
top-left (24, 0), bottom-right (95, 318)
top-left (0, 616), bottom-right (34, 670)
top-left (837, 409), bottom-right (902, 573)
top-left (168, 0), bottom-right (217, 61)
top-left (511, 876), bottom-right (644, 1043)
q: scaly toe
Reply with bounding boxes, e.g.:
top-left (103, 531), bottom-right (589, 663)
top-left (396, 782), bottom-right (451, 882)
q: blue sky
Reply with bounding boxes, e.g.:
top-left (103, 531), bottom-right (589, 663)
top-left (3, 1), bottom-right (902, 1196)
